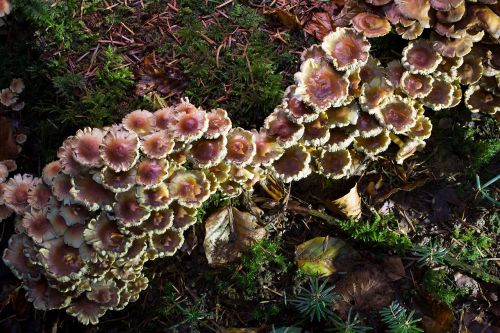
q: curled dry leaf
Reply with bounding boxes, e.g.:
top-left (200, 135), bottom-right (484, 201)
top-left (325, 180), bottom-right (362, 220)
top-left (264, 9), bottom-right (302, 30)
top-left (203, 207), bottom-right (267, 266)
top-left (295, 236), bottom-right (360, 276)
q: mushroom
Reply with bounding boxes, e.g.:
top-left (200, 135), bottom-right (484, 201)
top-left (140, 131), bottom-right (174, 159)
top-left (72, 128), bottom-right (104, 167)
top-left (465, 84), bottom-right (500, 114)
top-left (457, 54), bottom-right (484, 85)
top-left (394, 0), bottom-right (431, 28)
top-left (325, 103), bottom-right (359, 128)
top-left (282, 85), bottom-right (320, 124)
top-left (122, 110), bottom-right (156, 136)
top-left (324, 127), bottom-right (356, 152)
top-left (170, 101), bottom-right (208, 142)
top-left (355, 111), bottom-right (383, 138)
top-left (373, 95), bottom-right (417, 134)
top-left (321, 28), bottom-right (371, 71)
top-left (38, 238), bottom-right (85, 282)
top-left (316, 149), bottom-right (352, 179)
top-left (135, 158), bottom-right (169, 188)
top-left (168, 170), bottom-right (210, 208)
top-left (142, 209), bottom-right (174, 234)
top-left (271, 145), bottom-right (311, 182)
top-left (400, 72), bottom-right (434, 98)
top-left (136, 183), bottom-right (172, 211)
top-left (204, 108), bottom-right (232, 139)
top-left (423, 75), bottom-right (455, 110)
top-left (22, 210), bottom-right (56, 243)
top-left (352, 12), bottom-right (391, 38)
top-left (171, 202), bottom-right (197, 231)
top-left (149, 229), bottom-right (184, 258)
top-left (99, 167), bottom-right (137, 193)
top-left (2, 174), bottom-right (36, 213)
top-left (385, 60), bottom-right (405, 88)
top-left (83, 213), bottom-right (132, 257)
top-left (359, 77), bottom-right (394, 112)
top-left (264, 108), bottom-right (305, 148)
top-left (66, 295), bottom-right (107, 326)
top-left (354, 131), bottom-right (392, 156)
top-left (70, 174), bottom-right (114, 212)
top-left (301, 114), bottom-right (331, 147)
top-left (187, 136), bottom-right (227, 168)
top-left (42, 161), bottom-right (62, 186)
top-left (294, 58), bottom-right (350, 111)
top-left (100, 125), bottom-right (140, 172)
top-left (113, 190), bottom-right (151, 228)
top-left (402, 39), bottom-right (443, 75)
top-left (226, 128), bottom-right (256, 166)
top-left (251, 129), bottom-right (285, 167)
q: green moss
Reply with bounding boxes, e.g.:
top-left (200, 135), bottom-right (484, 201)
top-left (422, 269), bottom-right (468, 307)
top-left (337, 214), bottom-right (413, 252)
top-left (163, 1), bottom-right (301, 127)
top-left (231, 238), bottom-right (291, 296)
top-left (451, 228), bottom-right (493, 271)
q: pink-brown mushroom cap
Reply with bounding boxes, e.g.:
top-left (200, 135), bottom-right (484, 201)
top-left (72, 128), bottom-right (104, 167)
top-left (188, 136), bottom-right (227, 168)
top-left (402, 39), bottom-right (443, 74)
top-left (400, 72), bottom-right (434, 98)
top-left (204, 108), bottom-right (232, 139)
top-left (3, 174), bottom-right (36, 213)
top-left (271, 145), bottom-right (311, 182)
top-left (140, 131), bottom-right (175, 159)
top-left (352, 12), bottom-right (391, 38)
top-left (321, 28), bottom-right (371, 71)
top-left (122, 110), bottom-right (156, 136)
top-left (135, 159), bottom-right (169, 188)
top-left (226, 128), bottom-right (256, 166)
top-left (100, 126), bottom-right (140, 172)
top-left (168, 170), bottom-right (210, 208)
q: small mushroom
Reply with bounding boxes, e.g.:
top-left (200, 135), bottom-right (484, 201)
top-left (400, 72), bottom-right (434, 98)
top-left (137, 183), bottom-right (172, 211)
top-left (122, 110), bottom-right (156, 136)
top-left (264, 108), bottom-right (305, 148)
top-left (402, 39), bottom-right (442, 75)
top-left (99, 167), bottom-right (137, 193)
top-left (140, 131), bottom-right (174, 159)
top-left (354, 131), bottom-right (392, 156)
top-left (271, 145), bottom-right (311, 182)
top-left (321, 28), bottom-right (371, 71)
top-left (465, 84), bottom-right (500, 114)
top-left (70, 174), bottom-right (114, 211)
top-left (135, 158), bottom-right (169, 188)
top-left (149, 229), bottom-right (184, 258)
top-left (316, 149), bottom-right (352, 179)
top-left (352, 12), bottom-right (391, 38)
top-left (2, 174), bottom-right (36, 214)
top-left (373, 95), bottom-right (417, 134)
top-left (187, 136), bottom-right (227, 168)
top-left (325, 103), bottom-right (359, 128)
top-left (226, 128), bottom-right (256, 166)
top-left (100, 125), bottom-right (140, 172)
top-left (168, 170), bottom-right (210, 208)
top-left (204, 108), bottom-right (232, 139)
top-left (251, 129), bottom-right (285, 167)
top-left (359, 77), bottom-right (394, 112)
top-left (113, 190), bottom-right (151, 227)
top-left (72, 128), bottom-right (104, 167)
top-left (282, 85), bottom-right (320, 124)
top-left (423, 75), bottom-right (455, 110)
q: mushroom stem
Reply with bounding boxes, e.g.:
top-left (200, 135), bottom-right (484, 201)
top-left (389, 132), bottom-right (405, 148)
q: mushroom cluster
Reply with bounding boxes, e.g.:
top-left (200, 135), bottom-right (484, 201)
top-left (1, 100), bottom-right (270, 325)
top-left (1, 3), bottom-right (499, 324)
top-left (352, 0), bottom-right (499, 116)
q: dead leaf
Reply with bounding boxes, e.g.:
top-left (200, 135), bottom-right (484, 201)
top-left (325, 181), bottom-right (361, 220)
top-left (264, 9), bottom-right (302, 30)
top-left (295, 236), bottom-right (360, 276)
top-left (0, 117), bottom-right (20, 161)
top-left (381, 256), bottom-right (406, 281)
top-left (454, 273), bottom-right (479, 297)
top-left (134, 54), bottom-right (187, 98)
top-left (375, 177), bottom-right (429, 205)
top-left (203, 207), bottom-right (267, 266)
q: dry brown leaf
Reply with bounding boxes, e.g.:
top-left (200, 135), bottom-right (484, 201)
top-left (381, 256), bottom-right (406, 281)
top-left (264, 9), bottom-right (302, 30)
top-left (415, 285), bottom-right (455, 333)
top-left (203, 207), bottom-right (267, 266)
top-left (325, 181), bottom-right (362, 220)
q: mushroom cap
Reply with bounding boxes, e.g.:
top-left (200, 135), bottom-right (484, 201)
top-left (135, 158), bottom-right (169, 188)
top-left (354, 131), bottom-right (392, 156)
top-left (252, 129), bottom-right (285, 167)
top-left (282, 85), bottom-right (320, 124)
top-left (396, 21), bottom-right (424, 41)
top-left (355, 112), bottom-right (383, 138)
top-left (301, 44), bottom-right (327, 62)
top-left (436, 55), bottom-right (464, 79)
top-left (84, 213), bottom-right (132, 257)
top-left (3, 174), bottom-right (36, 214)
top-left (294, 58), bottom-right (350, 111)
top-left (122, 110), bottom-right (156, 136)
top-left (423, 75), bottom-right (455, 110)
top-left (137, 183), bottom-right (173, 211)
top-left (457, 55), bottom-right (484, 85)
top-left (72, 128), bottom-right (104, 167)
top-left (0, 88), bottom-right (17, 107)
top-left (2, 234), bottom-right (39, 279)
top-left (208, 163), bottom-right (231, 183)
top-left (66, 295), bottom-right (107, 325)
top-left (58, 138), bottom-right (83, 177)
top-left (400, 72), bottom-right (434, 98)
top-left (219, 180), bottom-right (244, 198)
top-left (153, 107), bottom-right (176, 130)
top-left (170, 102), bottom-right (208, 142)
top-left (435, 1), bottom-right (466, 24)
top-left (63, 224), bottom-right (85, 248)
top-left (406, 115), bottom-right (433, 140)
top-left (168, 170), bottom-right (210, 208)
top-left (25, 277), bottom-right (71, 311)
top-left (264, 109), bottom-right (305, 148)
top-left (39, 238), bottom-right (85, 281)
top-left (394, 0), bottom-right (431, 28)
top-left (359, 77), bottom-right (394, 112)
top-left (432, 34), bottom-right (473, 58)
top-left (324, 127), bottom-right (356, 152)
top-left (27, 181), bottom-right (52, 210)
top-left (205, 108), bottom-right (232, 139)
top-left (385, 60), bottom-right (405, 88)
top-left (465, 84), bottom-right (500, 114)
top-left (301, 115), bottom-right (331, 147)
top-left (22, 210), bottom-right (55, 243)
top-left (113, 190), bottom-right (151, 227)
top-left (10, 78), bottom-right (25, 94)
top-left (360, 57), bottom-right (385, 83)
top-left (149, 229), bottom-right (184, 258)
top-left (86, 280), bottom-right (120, 308)
top-left (321, 28), bottom-right (371, 71)
top-left (58, 204), bottom-right (89, 226)
top-left (402, 39), bottom-right (443, 74)
top-left (271, 145), bottom-right (311, 182)
top-left (142, 208), bottom-right (174, 234)
top-left (187, 136), bottom-right (227, 168)
top-left (140, 131), bottom-right (175, 159)
top-left (352, 12), bottom-right (391, 38)
top-left (0, 163), bottom-right (9, 183)
top-left (316, 149), bottom-right (352, 180)
top-left (171, 202), bottom-right (197, 231)
top-left (70, 174), bottom-right (114, 211)
top-left (42, 161), bottom-right (62, 186)
top-left (51, 174), bottom-right (73, 204)
top-left (325, 103), bottom-right (359, 128)
top-left (429, 0), bottom-right (464, 11)
top-left (100, 167), bottom-right (137, 193)
top-left (373, 96), bottom-right (417, 134)
top-left (100, 126), bottom-right (140, 172)
top-left (395, 138), bottom-right (426, 164)
top-left (226, 128), bottom-right (256, 166)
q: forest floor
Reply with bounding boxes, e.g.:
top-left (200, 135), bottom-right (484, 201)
top-left (0, 1), bottom-right (499, 332)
